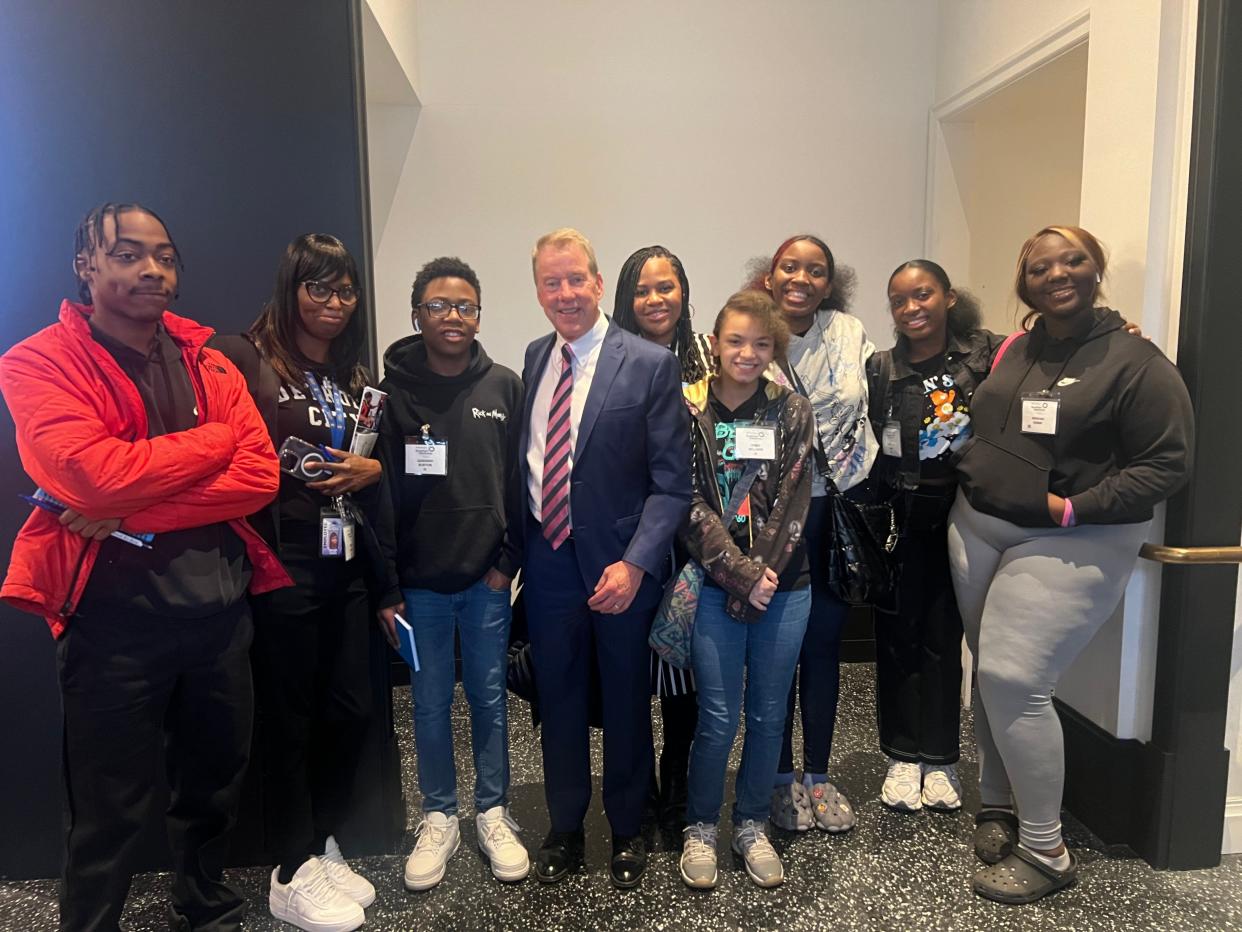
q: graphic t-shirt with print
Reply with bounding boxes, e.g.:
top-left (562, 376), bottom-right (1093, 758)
top-left (911, 352), bottom-right (972, 481)
top-left (705, 383), bottom-right (807, 591)
top-left (268, 369), bottom-right (367, 612)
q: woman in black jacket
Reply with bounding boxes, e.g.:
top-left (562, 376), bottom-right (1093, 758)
top-left (868, 259), bottom-right (1146, 816)
top-left (866, 260), bottom-right (999, 815)
top-left (947, 225), bottom-right (1193, 904)
top-left (215, 233), bottom-right (394, 932)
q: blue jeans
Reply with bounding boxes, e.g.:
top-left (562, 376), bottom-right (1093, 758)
top-left (686, 585), bottom-right (811, 826)
top-left (403, 580), bottom-right (512, 816)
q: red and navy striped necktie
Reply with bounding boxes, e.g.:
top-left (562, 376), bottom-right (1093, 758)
top-left (541, 344), bottom-right (574, 549)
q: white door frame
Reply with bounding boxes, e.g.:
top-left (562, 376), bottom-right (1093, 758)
top-left (923, 10), bottom-right (1091, 708)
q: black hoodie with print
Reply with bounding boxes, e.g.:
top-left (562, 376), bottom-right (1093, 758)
top-left (955, 307), bottom-right (1194, 527)
top-left (377, 335), bottom-right (523, 594)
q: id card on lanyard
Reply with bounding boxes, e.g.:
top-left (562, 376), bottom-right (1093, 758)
top-left (305, 372), bottom-right (347, 451)
top-left (734, 424), bottom-right (776, 460)
top-left (405, 424), bottom-right (448, 476)
top-left (1020, 391), bottom-right (1060, 435)
top-left (320, 498), bottom-right (356, 560)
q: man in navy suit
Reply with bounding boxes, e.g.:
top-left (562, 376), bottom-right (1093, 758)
top-left (520, 228), bottom-right (690, 889)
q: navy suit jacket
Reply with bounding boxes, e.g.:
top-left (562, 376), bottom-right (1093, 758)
top-left (520, 320), bottom-right (691, 593)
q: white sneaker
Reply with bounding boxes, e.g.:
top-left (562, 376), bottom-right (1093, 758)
top-left (475, 806), bottom-right (530, 882)
top-left (731, 820), bottom-right (783, 888)
top-left (921, 764), bottom-right (963, 811)
top-left (679, 822), bottom-right (719, 889)
top-left (881, 758), bottom-right (923, 811)
top-left (404, 811), bottom-right (460, 891)
top-left (319, 835), bottom-right (376, 907)
top-left (269, 857), bottom-right (364, 932)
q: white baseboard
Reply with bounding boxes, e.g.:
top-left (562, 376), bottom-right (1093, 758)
top-left (1222, 796), bottom-right (1242, 854)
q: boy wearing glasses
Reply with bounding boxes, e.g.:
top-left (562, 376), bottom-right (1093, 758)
top-left (374, 256), bottom-right (527, 890)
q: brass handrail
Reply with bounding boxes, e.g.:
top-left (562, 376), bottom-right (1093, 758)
top-left (1139, 542), bottom-right (1242, 565)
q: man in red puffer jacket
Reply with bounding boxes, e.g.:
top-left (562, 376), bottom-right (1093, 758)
top-left (0, 202), bottom-right (290, 932)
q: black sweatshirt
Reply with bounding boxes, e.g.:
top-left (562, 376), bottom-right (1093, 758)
top-left (377, 336), bottom-right (523, 594)
top-left (956, 307), bottom-right (1194, 526)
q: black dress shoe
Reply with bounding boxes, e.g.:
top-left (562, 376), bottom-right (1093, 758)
top-left (536, 828), bottom-right (584, 883)
top-left (610, 834), bottom-right (647, 889)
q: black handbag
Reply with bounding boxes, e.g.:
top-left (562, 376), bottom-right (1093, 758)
top-left (820, 468), bottom-right (899, 610)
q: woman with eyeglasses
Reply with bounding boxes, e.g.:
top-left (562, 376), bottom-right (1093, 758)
top-left (374, 256), bottom-right (528, 891)
top-left (214, 233), bottom-right (395, 932)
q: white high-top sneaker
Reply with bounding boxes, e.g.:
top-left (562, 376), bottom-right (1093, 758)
top-left (404, 811), bottom-right (461, 891)
top-left (475, 805), bottom-right (530, 882)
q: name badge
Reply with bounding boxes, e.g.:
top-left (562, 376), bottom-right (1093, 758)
top-left (405, 438), bottom-right (448, 475)
top-left (1021, 392), bottom-right (1060, 435)
top-left (735, 424), bottom-right (777, 460)
top-left (319, 508), bottom-right (355, 560)
top-left (881, 420), bottom-right (902, 457)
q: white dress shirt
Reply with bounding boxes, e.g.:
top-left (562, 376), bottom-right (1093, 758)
top-left (526, 310), bottom-right (609, 523)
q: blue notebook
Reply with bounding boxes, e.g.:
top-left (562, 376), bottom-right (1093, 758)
top-left (395, 614), bottom-right (420, 672)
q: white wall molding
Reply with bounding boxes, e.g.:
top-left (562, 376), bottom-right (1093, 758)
top-left (1223, 796), bottom-right (1242, 855)
top-left (932, 10), bottom-right (1090, 121)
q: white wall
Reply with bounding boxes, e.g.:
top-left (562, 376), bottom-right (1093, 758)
top-left (364, 0), bottom-right (420, 99)
top-left (369, 0), bottom-right (938, 374)
top-left (363, 1), bottom-right (421, 248)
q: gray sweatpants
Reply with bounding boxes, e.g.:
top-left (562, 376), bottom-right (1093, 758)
top-left (947, 491), bottom-right (1150, 850)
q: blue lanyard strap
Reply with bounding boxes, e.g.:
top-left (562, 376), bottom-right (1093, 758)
top-left (305, 372), bottom-right (347, 450)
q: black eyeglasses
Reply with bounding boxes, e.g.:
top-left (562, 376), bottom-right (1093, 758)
top-left (304, 280), bottom-right (360, 306)
top-left (417, 300), bottom-right (482, 320)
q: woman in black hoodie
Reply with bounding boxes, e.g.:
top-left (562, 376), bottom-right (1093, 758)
top-left (947, 226), bottom-right (1194, 904)
top-left (376, 257), bottom-right (528, 891)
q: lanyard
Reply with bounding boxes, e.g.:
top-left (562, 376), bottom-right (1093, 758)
top-left (305, 372), bottom-right (346, 450)
top-left (1000, 334), bottom-right (1085, 432)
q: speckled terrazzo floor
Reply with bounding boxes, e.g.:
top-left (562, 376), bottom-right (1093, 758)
top-left (2, 663), bottom-right (1240, 931)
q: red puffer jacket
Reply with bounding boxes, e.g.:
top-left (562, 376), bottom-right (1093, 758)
top-left (0, 300), bottom-right (292, 636)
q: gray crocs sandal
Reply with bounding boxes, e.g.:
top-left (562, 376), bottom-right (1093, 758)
top-left (769, 782), bottom-right (813, 832)
top-left (973, 847), bottom-right (1078, 905)
top-left (807, 781), bottom-right (856, 833)
top-left (974, 809), bottom-right (1018, 864)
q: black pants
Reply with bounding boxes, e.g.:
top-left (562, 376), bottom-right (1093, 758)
top-left (658, 693), bottom-right (697, 783)
top-left (251, 581), bottom-right (371, 873)
top-left (874, 486), bottom-right (963, 764)
top-left (57, 599), bottom-right (253, 932)
top-left (523, 519), bottom-right (657, 838)
top-left (778, 493), bottom-right (853, 776)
